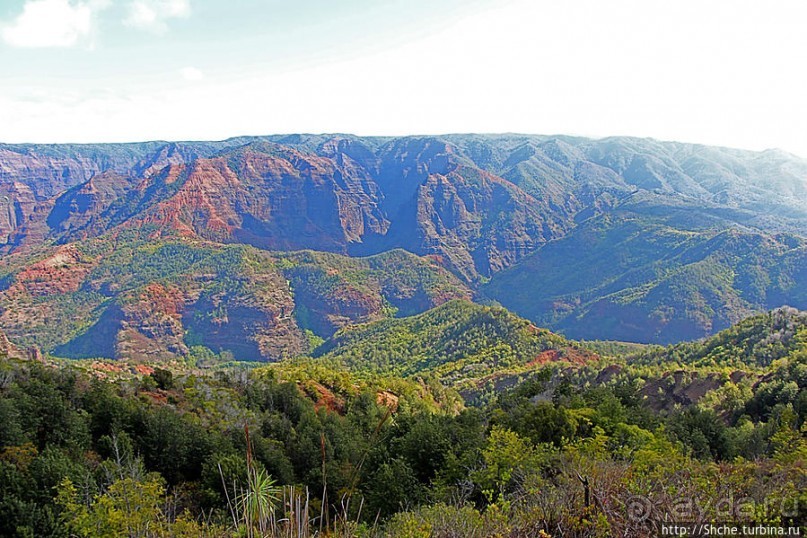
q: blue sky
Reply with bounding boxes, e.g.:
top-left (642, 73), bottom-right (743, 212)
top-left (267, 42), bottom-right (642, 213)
top-left (1, 0), bottom-right (806, 157)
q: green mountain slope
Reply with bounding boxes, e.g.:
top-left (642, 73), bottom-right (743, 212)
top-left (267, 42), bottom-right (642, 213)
top-left (628, 306), bottom-right (807, 368)
top-left (484, 211), bottom-right (807, 343)
top-left (314, 299), bottom-right (597, 388)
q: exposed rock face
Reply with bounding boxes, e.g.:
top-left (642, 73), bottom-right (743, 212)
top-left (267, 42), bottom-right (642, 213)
top-left (407, 165), bottom-right (563, 279)
top-left (46, 173), bottom-right (133, 239)
top-left (94, 141), bottom-right (557, 282)
top-left (0, 329), bottom-right (24, 359)
top-left (0, 240), bottom-right (470, 361)
top-left (116, 283), bottom-right (189, 361)
top-left (278, 248), bottom-right (472, 336)
top-left (0, 148), bottom-right (104, 199)
top-left (181, 267), bottom-right (304, 361)
top-left (0, 181), bottom-right (38, 245)
top-left (0, 140), bottom-right (241, 252)
top-left (1, 134), bottom-right (806, 347)
top-left (7, 244), bottom-right (91, 296)
top-left (0, 138), bottom-right (572, 281)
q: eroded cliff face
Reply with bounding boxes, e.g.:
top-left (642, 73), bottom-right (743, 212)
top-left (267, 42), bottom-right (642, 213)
top-left (0, 182), bottom-right (38, 245)
top-left (116, 283), bottom-right (190, 361)
top-left (46, 173), bottom-right (133, 238)
top-left (0, 146), bottom-right (140, 250)
top-left (0, 138), bottom-right (564, 281)
top-left (0, 329), bottom-right (24, 359)
top-left (403, 165), bottom-right (565, 280)
top-left (166, 145), bottom-right (391, 251)
top-left (0, 149), bottom-right (101, 198)
top-left (2, 134), bottom-right (807, 348)
top-left (0, 238), bottom-right (470, 361)
top-left (142, 141), bottom-right (562, 281)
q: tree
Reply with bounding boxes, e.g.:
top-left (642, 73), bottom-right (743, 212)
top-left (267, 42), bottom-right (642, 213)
top-left (150, 368), bottom-right (173, 391)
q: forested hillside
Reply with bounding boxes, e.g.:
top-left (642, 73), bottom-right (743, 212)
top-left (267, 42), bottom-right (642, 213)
top-left (314, 300), bottom-right (596, 399)
top-left (484, 213), bottom-right (807, 343)
top-left (1, 307), bottom-right (805, 536)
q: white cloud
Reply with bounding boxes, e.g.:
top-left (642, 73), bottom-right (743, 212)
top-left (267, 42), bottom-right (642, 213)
top-left (124, 0), bottom-right (190, 33)
top-left (1, 0), bottom-right (806, 158)
top-left (1, 0), bottom-right (99, 48)
top-left (180, 66), bottom-right (204, 81)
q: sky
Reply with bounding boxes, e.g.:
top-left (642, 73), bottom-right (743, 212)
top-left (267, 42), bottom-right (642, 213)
top-left (0, 0), bottom-right (806, 157)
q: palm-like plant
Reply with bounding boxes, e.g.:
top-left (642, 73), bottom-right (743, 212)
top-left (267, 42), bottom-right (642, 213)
top-left (239, 466), bottom-right (280, 537)
top-left (237, 424), bottom-right (280, 538)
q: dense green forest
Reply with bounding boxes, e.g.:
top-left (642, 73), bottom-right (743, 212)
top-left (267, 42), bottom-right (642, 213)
top-left (1, 308), bottom-right (805, 537)
top-left (314, 300), bottom-right (595, 386)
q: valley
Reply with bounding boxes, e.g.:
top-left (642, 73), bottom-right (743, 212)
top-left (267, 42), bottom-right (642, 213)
top-left (2, 134), bottom-right (807, 356)
top-left (1, 134), bottom-right (806, 537)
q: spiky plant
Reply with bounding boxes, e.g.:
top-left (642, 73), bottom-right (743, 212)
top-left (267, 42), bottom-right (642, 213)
top-left (239, 466), bottom-right (280, 536)
top-left (237, 423), bottom-right (281, 538)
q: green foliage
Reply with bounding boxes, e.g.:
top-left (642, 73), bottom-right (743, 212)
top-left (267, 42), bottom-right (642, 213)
top-left (316, 300), bottom-right (590, 390)
top-left (150, 368), bottom-right (173, 390)
top-left (630, 308), bottom-right (807, 369)
top-left (485, 212), bottom-right (807, 344)
top-left (471, 427), bottom-right (550, 498)
top-left (237, 465), bottom-right (280, 536)
top-left (57, 470), bottom-right (222, 538)
top-left (383, 503), bottom-right (486, 538)
top-left (57, 473), bottom-right (167, 538)
top-left (1, 303), bottom-right (806, 537)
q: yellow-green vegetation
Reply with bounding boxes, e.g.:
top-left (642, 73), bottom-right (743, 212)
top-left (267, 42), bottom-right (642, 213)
top-left (630, 306), bottom-right (807, 368)
top-left (315, 299), bottom-right (596, 390)
top-left (255, 358), bottom-right (464, 416)
top-left (1, 307), bottom-right (806, 537)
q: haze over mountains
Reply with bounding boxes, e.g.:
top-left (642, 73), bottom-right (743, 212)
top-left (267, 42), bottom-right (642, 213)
top-left (1, 133), bottom-right (806, 358)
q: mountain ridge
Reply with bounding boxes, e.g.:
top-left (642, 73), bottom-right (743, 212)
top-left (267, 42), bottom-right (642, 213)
top-left (2, 133), bottom-right (807, 348)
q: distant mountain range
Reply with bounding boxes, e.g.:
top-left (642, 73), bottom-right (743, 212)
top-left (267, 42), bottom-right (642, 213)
top-left (1, 133), bottom-right (806, 355)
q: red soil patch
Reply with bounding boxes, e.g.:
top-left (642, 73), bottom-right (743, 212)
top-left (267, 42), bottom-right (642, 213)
top-left (527, 348), bottom-right (597, 367)
top-left (527, 350), bottom-right (561, 367)
top-left (376, 390), bottom-right (399, 412)
top-left (134, 364), bottom-right (155, 376)
top-left (11, 245), bottom-right (93, 296)
top-left (138, 283), bottom-right (185, 319)
top-left (305, 382), bottom-right (346, 414)
top-left (140, 391), bottom-right (168, 405)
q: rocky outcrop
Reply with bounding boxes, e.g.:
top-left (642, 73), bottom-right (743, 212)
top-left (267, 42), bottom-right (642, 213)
top-left (6, 244), bottom-right (91, 296)
top-left (0, 181), bottom-right (38, 246)
top-left (278, 248), bottom-right (472, 335)
top-left (0, 329), bottom-right (24, 359)
top-left (116, 283), bottom-right (189, 361)
top-left (182, 268), bottom-right (304, 361)
top-left (46, 172), bottom-right (133, 238)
